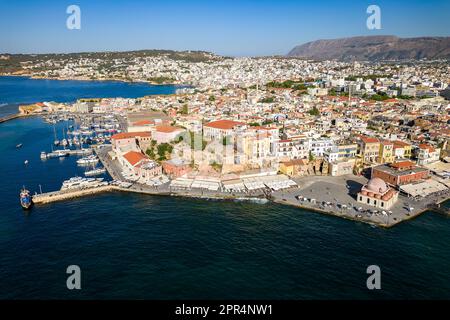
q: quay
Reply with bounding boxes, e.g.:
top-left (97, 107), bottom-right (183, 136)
top-left (32, 145), bottom-right (450, 228)
top-left (0, 113), bottom-right (22, 124)
top-left (427, 203), bottom-right (450, 216)
top-left (32, 185), bottom-right (116, 204)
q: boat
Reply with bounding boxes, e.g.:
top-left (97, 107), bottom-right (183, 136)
top-left (40, 151), bottom-right (47, 160)
top-left (61, 177), bottom-right (106, 190)
top-left (85, 167), bottom-right (106, 177)
top-left (16, 143), bottom-right (23, 148)
top-left (19, 188), bottom-right (32, 210)
top-left (77, 155), bottom-right (99, 165)
top-left (55, 150), bottom-right (69, 158)
top-left (24, 160), bottom-right (29, 165)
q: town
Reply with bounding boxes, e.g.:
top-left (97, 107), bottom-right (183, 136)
top-left (14, 53), bottom-right (450, 227)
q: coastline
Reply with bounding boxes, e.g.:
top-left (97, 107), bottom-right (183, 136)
top-left (24, 145), bottom-right (442, 229)
top-left (0, 73), bottom-right (188, 87)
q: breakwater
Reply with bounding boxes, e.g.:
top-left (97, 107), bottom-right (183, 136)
top-left (0, 113), bottom-right (21, 124)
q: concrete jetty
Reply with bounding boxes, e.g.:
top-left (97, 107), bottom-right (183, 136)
top-left (0, 113), bottom-right (22, 124)
top-left (32, 185), bottom-right (116, 204)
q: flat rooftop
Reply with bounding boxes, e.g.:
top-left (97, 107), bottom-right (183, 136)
top-left (373, 164), bottom-right (429, 177)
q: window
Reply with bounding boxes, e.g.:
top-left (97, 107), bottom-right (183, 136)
top-left (381, 202), bottom-right (384, 207)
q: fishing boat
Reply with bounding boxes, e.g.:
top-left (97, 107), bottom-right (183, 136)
top-left (19, 187), bottom-right (32, 210)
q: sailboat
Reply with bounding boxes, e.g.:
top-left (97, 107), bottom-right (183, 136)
top-left (53, 123), bottom-right (60, 146)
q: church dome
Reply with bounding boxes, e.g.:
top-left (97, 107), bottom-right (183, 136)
top-left (365, 177), bottom-right (388, 194)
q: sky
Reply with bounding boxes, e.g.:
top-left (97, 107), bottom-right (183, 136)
top-left (0, 0), bottom-right (449, 56)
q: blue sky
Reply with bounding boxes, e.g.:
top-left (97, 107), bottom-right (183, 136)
top-left (1, 0), bottom-right (449, 56)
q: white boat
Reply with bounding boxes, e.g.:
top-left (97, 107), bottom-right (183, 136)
top-left (40, 151), bottom-right (47, 160)
top-left (61, 177), bottom-right (106, 190)
top-left (85, 168), bottom-right (106, 177)
top-left (76, 155), bottom-right (99, 165)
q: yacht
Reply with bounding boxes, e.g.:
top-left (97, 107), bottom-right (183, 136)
top-left (85, 167), bottom-right (107, 177)
top-left (76, 155), bottom-right (99, 165)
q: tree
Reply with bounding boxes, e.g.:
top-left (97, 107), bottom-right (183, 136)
top-left (209, 95), bottom-right (216, 102)
top-left (157, 143), bottom-right (173, 160)
top-left (259, 97), bottom-right (275, 103)
top-left (309, 106), bottom-right (320, 116)
top-left (222, 136), bottom-right (233, 146)
top-left (146, 148), bottom-right (155, 160)
top-left (181, 104), bottom-right (188, 115)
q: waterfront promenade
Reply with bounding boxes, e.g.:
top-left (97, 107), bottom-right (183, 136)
top-left (89, 145), bottom-right (449, 228)
top-left (271, 175), bottom-right (450, 227)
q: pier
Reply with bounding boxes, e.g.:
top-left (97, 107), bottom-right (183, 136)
top-left (0, 113), bottom-right (22, 124)
top-left (32, 185), bottom-right (117, 204)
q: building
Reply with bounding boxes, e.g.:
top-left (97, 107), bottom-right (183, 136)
top-left (135, 160), bottom-right (163, 180)
top-left (153, 125), bottom-right (185, 144)
top-left (279, 159), bottom-right (309, 177)
top-left (74, 101), bottom-right (94, 113)
top-left (308, 139), bottom-right (334, 157)
top-left (357, 177), bottom-right (399, 210)
top-left (203, 119), bottom-right (246, 141)
top-left (357, 136), bottom-right (380, 164)
top-left (119, 151), bottom-right (162, 180)
top-left (329, 158), bottom-right (356, 176)
top-left (238, 127), bottom-right (277, 166)
top-left (393, 140), bottom-right (412, 159)
top-left (416, 144), bottom-right (441, 165)
top-left (323, 143), bottom-right (357, 163)
top-left (162, 158), bottom-right (192, 178)
top-left (111, 132), bottom-right (152, 153)
top-left (378, 140), bottom-right (395, 164)
top-left (372, 161), bottom-right (429, 186)
top-left (275, 137), bottom-right (309, 161)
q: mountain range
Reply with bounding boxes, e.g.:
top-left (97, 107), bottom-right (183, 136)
top-left (287, 35), bottom-right (450, 61)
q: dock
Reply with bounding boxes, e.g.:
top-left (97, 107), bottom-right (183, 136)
top-left (0, 113), bottom-right (22, 124)
top-left (32, 185), bottom-right (117, 204)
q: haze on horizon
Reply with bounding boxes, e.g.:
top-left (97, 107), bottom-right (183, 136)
top-left (1, 0), bottom-right (449, 57)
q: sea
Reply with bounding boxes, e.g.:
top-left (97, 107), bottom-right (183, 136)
top-left (0, 76), bottom-right (449, 299)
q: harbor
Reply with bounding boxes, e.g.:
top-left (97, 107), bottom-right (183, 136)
top-left (1, 76), bottom-right (450, 300)
top-left (12, 112), bottom-right (447, 228)
top-left (6, 111), bottom-right (448, 228)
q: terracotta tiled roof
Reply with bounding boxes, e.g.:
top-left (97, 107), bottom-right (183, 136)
top-left (155, 125), bottom-right (183, 133)
top-left (133, 120), bottom-right (155, 126)
top-left (393, 140), bottom-right (411, 148)
top-left (123, 151), bottom-right (147, 166)
top-left (391, 161), bottom-right (415, 169)
top-left (204, 120), bottom-right (245, 130)
top-left (418, 144), bottom-right (435, 152)
top-left (360, 136), bottom-right (380, 144)
top-left (111, 132), bottom-right (151, 140)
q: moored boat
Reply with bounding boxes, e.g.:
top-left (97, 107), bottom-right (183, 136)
top-left (19, 188), bottom-right (32, 210)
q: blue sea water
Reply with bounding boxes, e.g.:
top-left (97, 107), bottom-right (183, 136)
top-left (0, 77), bottom-right (450, 299)
top-left (0, 76), bottom-right (179, 117)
